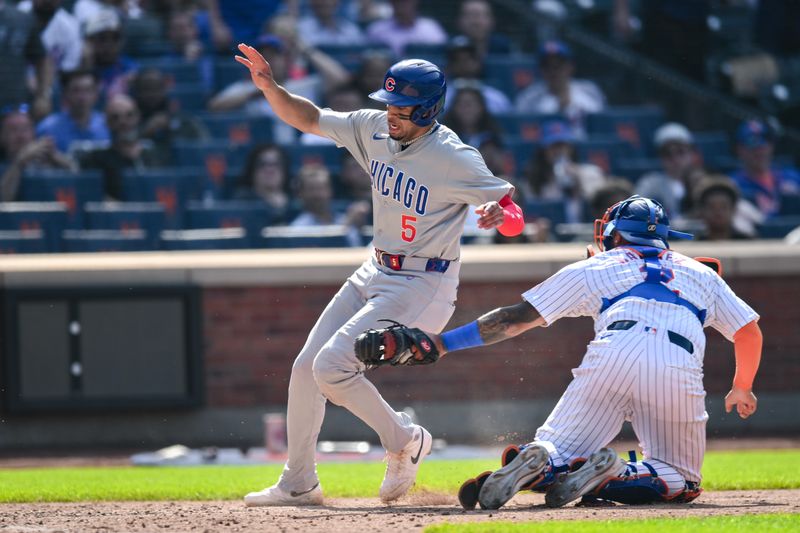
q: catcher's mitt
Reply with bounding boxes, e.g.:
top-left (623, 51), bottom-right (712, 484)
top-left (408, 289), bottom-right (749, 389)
top-left (354, 319), bottom-right (440, 368)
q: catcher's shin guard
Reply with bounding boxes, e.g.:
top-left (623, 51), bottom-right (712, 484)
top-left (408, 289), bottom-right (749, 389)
top-left (587, 460), bottom-right (703, 505)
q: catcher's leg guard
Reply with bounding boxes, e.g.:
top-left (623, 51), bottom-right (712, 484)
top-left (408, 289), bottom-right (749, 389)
top-left (458, 471), bottom-right (492, 510)
top-left (585, 456), bottom-right (703, 505)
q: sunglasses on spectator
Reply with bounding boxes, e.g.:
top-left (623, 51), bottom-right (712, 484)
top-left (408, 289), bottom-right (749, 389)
top-left (659, 144), bottom-right (692, 158)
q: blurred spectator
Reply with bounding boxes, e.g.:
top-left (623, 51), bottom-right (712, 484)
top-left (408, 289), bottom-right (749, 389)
top-left (297, 0), bottom-right (366, 47)
top-left (130, 68), bottom-right (209, 163)
top-left (300, 83), bottom-right (366, 145)
top-left (0, 107), bottom-right (74, 201)
top-left (81, 8), bottom-right (138, 101)
top-left (232, 143), bottom-right (292, 224)
top-left (36, 70), bottom-right (109, 153)
top-left (613, 0), bottom-right (710, 82)
top-left (442, 82), bottom-right (503, 148)
top-left (77, 94), bottom-right (164, 200)
top-left (475, 132), bottom-right (515, 183)
top-left (522, 120), bottom-right (606, 223)
top-left (366, 0), bottom-right (447, 57)
top-left (206, 0), bottom-right (281, 52)
top-left (635, 122), bottom-right (701, 219)
top-left (166, 8), bottom-right (205, 62)
top-left (353, 50), bottom-right (394, 110)
top-left (0, 2), bottom-right (53, 120)
top-left (515, 40), bottom-right (605, 138)
top-left (209, 33), bottom-right (348, 144)
top-left (729, 119), bottom-right (800, 218)
top-left (18, 0), bottom-right (82, 73)
top-left (444, 36), bottom-right (511, 114)
top-left (336, 151), bottom-right (372, 202)
top-left (590, 178), bottom-right (634, 221)
top-left (454, 0), bottom-right (511, 59)
top-left (290, 162), bottom-right (369, 246)
top-left (693, 175), bottom-right (752, 241)
top-left (73, 0), bottom-right (143, 28)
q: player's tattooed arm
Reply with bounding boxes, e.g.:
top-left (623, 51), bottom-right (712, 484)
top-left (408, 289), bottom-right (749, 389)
top-left (477, 301), bottom-right (545, 345)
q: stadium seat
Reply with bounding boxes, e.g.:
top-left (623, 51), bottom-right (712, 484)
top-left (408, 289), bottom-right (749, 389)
top-left (184, 200), bottom-right (275, 247)
top-left (757, 216), bottom-right (800, 239)
top-left (286, 144), bottom-right (345, 175)
top-left (523, 199), bottom-right (567, 225)
top-left (121, 168), bottom-right (205, 228)
top-left (494, 113), bottom-right (565, 142)
top-left (159, 228), bottom-right (249, 250)
top-left (586, 106), bottom-right (665, 156)
top-left (261, 225), bottom-right (353, 248)
top-left (19, 169), bottom-right (104, 229)
top-left (137, 57), bottom-right (203, 86)
top-left (169, 84), bottom-right (209, 113)
top-left (612, 157), bottom-right (661, 182)
top-left (61, 229), bottom-right (151, 253)
top-left (196, 112), bottom-right (273, 145)
top-left (692, 131), bottom-right (732, 165)
top-left (173, 141), bottom-right (252, 198)
top-left (404, 44), bottom-right (446, 67)
top-left (483, 54), bottom-right (538, 99)
top-left (780, 194), bottom-right (800, 216)
top-left (0, 202), bottom-right (69, 252)
top-left (213, 59), bottom-right (247, 92)
top-left (575, 136), bottom-right (633, 174)
top-left (83, 202), bottom-right (167, 249)
top-left (505, 137), bottom-right (536, 176)
top-left (0, 229), bottom-right (48, 254)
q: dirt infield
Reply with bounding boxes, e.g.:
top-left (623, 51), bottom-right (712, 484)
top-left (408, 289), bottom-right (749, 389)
top-left (1, 489), bottom-right (798, 533)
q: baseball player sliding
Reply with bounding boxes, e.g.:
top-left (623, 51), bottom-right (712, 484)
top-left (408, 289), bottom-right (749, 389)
top-left (234, 43), bottom-right (524, 506)
top-left (356, 195), bottom-right (761, 509)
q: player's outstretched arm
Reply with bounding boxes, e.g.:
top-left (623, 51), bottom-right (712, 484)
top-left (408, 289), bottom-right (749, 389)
top-left (724, 320), bottom-right (762, 419)
top-left (235, 43), bottom-right (324, 136)
top-left (432, 301), bottom-right (545, 357)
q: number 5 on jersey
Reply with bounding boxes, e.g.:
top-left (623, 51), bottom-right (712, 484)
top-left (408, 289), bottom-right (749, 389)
top-left (401, 214), bottom-right (417, 242)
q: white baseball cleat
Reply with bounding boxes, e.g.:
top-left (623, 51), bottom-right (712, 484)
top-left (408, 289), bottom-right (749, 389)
top-left (478, 443), bottom-right (550, 510)
top-left (379, 425), bottom-right (433, 503)
top-left (244, 482), bottom-right (323, 507)
top-left (545, 447), bottom-right (627, 508)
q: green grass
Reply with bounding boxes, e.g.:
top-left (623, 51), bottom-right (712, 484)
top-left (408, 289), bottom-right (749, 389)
top-left (427, 514), bottom-right (800, 533)
top-left (0, 450), bottom-right (798, 503)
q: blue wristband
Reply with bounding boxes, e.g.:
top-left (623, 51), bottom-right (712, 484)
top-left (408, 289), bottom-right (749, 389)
top-left (440, 321), bottom-right (484, 352)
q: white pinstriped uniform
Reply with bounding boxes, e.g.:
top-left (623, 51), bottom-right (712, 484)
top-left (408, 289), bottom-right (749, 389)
top-left (522, 246), bottom-right (758, 487)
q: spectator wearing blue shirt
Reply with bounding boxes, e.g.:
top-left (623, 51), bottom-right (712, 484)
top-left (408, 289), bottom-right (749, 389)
top-left (729, 119), bottom-right (800, 218)
top-left (36, 70), bottom-right (109, 153)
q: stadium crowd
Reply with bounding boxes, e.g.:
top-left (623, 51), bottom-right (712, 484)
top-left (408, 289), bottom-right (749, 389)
top-left (0, 0), bottom-right (798, 252)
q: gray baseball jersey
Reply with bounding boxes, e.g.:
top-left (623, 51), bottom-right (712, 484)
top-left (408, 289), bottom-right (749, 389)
top-left (319, 109), bottom-right (513, 260)
top-left (523, 247), bottom-right (758, 485)
top-left (271, 111), bottom-right (514, 497)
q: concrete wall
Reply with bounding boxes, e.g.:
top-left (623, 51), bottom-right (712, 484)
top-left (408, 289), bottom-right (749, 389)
top-left (1, 242), bottom-right (798, 450)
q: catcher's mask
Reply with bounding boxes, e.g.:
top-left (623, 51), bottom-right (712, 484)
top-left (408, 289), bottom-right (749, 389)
top-left (593, 195), bottom-right (694, 252)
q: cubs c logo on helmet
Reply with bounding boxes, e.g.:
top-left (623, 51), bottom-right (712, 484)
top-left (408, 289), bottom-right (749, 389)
top-left (385, 77), bottom-right (396, 92)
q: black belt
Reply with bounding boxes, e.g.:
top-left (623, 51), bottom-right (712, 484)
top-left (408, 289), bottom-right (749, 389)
top-left (607, 320), bottom-right (694, 354)
top-left (375, 248), bottom-right (451, 273)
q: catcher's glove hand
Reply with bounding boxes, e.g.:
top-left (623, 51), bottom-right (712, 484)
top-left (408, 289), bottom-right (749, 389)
top-left (354, 319), bottom-right (440, 368)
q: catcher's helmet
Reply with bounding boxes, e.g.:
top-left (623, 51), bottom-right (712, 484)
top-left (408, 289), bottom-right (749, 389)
top-left (368, 59), bottom-right (446, 126)
top-left (594, 195), bottom-right (694, 251)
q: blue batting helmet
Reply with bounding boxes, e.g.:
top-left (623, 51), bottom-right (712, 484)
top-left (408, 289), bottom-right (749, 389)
top-left (594, 195), bottom-right (694, 251)
top-left (368, 59), bottom-right (446, 127)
